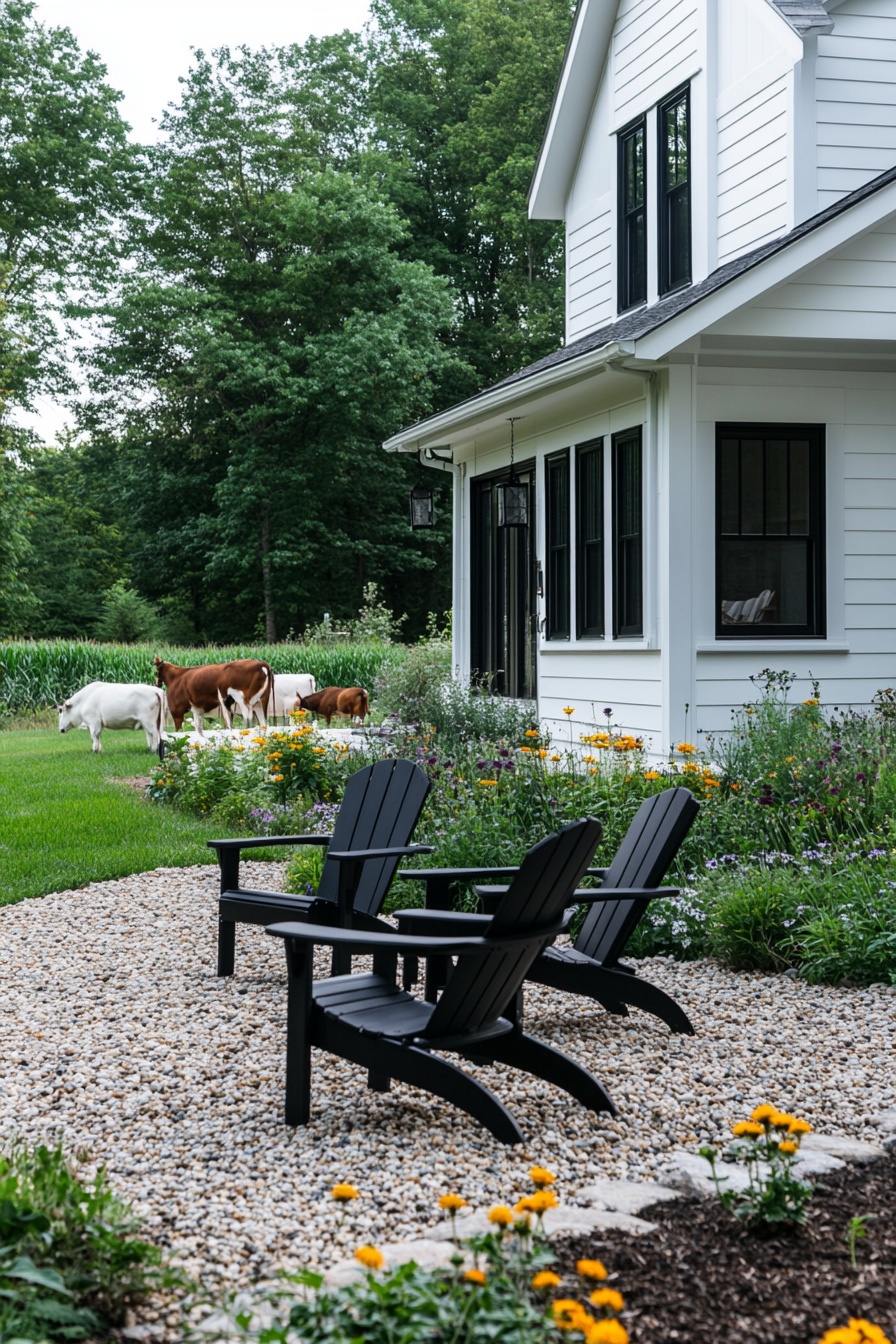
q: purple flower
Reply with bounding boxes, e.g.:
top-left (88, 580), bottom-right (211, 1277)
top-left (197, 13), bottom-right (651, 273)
top-left (705, 859), bottom-right (719, 870)
top-left (498, 748), bottom-right (510, 758)
top-left (829, 786), bottom-right (841, 795)
top-left (504, 761), bottom-right (515, 771)
top-left (855, 772), bottom-right (866, 783)
top-left (831, 743), bottom-right (843, 753)
top-left (603, 707), bottom-right (613, 718)
top-left (476, 759), bottom-right (487, 770)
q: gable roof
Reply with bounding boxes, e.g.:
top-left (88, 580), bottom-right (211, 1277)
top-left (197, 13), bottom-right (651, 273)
top-left (770, 1), bottom-right (834, 36)
top-left (384, 163), bottom-right (896, 450)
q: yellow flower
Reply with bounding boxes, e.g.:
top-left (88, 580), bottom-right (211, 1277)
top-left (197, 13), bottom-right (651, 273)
top-left (732, 1121), bottom-right (764, 1138)
top-left (331, 1183), bottom-right (359, 1203)
top-left (271, 773), bottom-right (284, 782)
top-left (576, 1259), bottom-right (608, 1281)
top-left (562, 706), bottom-right (575, 715)
top-left (552, 1300), bottom-right (591, 1330)
top-left (730, 781), bottom-right (740, 790)
top-left (525, 729), bottom-right (540, 737)
top-left (788, 1117), bottom-right (813, 1136)
top-left (312, 746), bottom-right (327, 754)
top-left (477, 779), bottom-right (499, 786)
top-left (487, 1205), bottom-right (514, 1226)
top-left (550, 753), bottom-right (561, 762)
top-left (529, 1165), bottom-right (557, 1187)
top-left (778, 1140), bottom-right (798, 1155)
top-left (438, 1193), bottom-right (468, 1212)
top-left (750, 1104), bottom-right (777, 1124)
top-left (353, 1245), bottom-right (384, 1271)
top-left (537, 749), bottom-right (548, 759)
top-left (583, 755), bottom-right (596, 764)
top-left (587, 1322), bottom-right (629, 1344)
top-left (703, 778), bottom-right (720, 788)
top-left (644, 771), bottom-right (660, 780)
top-left (804, 697), bottom-right (819, 706)
top-left (770, 1111), bottom-right (796, 1129)
top-left (463, 1268), bottom-right (486, 1285)
top-left (677, 742), bottom-right (696, 754)
top-left (590, 1288), bottom-right (625, 1312)
top-left (519, 746), bottom-right (532, 753)
top-left (819, 1326), bottom-right (892, 1344)
top-left (523, 1190), bottom-right (558, 1213)
top-left (267, 751), bottom-right (282, 760)
top-left (531, 1270), bottom-right (562, 1291)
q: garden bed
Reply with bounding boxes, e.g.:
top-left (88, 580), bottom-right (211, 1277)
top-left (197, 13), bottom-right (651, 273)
top-left (555, 1153), bottom-right (896, 1344)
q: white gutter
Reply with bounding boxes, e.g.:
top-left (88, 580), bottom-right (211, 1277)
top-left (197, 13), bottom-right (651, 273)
top-left (383, 340), bottom-right (635, 453)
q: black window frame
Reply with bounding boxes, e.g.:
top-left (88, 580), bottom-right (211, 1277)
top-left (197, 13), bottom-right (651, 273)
top-left (618, 117), bottom-right (647, 313)
top-left (612, 427), bottom-right (643, 638)
top-left (545, 449), bottom-right (570, 640)
top-left (657, 84), bottom-right (691, 297)
top-left (715, 423), bottom-right (826, 640)
top-left (576, 438), bottom-right (605, 639)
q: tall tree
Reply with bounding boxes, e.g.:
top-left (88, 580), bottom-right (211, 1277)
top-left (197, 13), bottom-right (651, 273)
top-left (0, 0), bottom-right (135, 410)
top-left (367, 0), bottom-right (574, 394)
top-left (89, 46), bottom-right (461, 642)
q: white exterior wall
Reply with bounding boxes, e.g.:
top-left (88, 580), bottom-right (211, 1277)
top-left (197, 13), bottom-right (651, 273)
top-left (706, 216), bottom-right (896, 340)
top-left (816, 0), bottom-right (896, 210)
top-left (689, 363), bottom-right (896, 743)
top-left (613, 0), bottom-right (700, 127)
top-left (566, 70), bottom-right (615, 342)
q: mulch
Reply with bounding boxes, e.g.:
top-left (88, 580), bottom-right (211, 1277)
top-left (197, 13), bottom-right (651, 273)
top-left (554, 1154), bottom-right (896, 1344)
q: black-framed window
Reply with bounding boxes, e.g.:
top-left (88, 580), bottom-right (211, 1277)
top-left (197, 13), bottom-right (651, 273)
top-left (658, 85), bottom-right (691, 296)
top-left (716, 425), bottom-right (826, 639)
top-left (576, 439), bottom-right (604, 638)
top-left (618, 118), bottom-right (646, 312)
top-left (612, 428), bottom-right (643, 637)
top-left (545, 450), bottom-right (570, 639)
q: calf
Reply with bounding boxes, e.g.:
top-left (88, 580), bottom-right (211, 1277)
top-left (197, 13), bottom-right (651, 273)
top-left (57, 682), bottom-right (165, 756)
top-left (154, 657), bottom-right (273, 734)
top-left (295, 686), bottom-right (369, 726)
top-left (266, 673), bottom-right (317, 723)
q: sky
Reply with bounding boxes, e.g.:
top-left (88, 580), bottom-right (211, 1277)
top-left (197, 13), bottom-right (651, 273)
top-left (19, 0), bottom-right (372, 441)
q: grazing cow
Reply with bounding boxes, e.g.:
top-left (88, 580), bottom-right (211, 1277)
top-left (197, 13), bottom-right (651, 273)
top-left (154, 657), bottom-right (273, 734)
top-left (57, 682), bottom-right (166, 756)
top-left (295, 686), bottom-right (369, 726)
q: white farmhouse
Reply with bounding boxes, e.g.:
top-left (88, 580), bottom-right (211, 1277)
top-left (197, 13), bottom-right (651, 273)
top-left (385, 0), bottom-right (896, 753)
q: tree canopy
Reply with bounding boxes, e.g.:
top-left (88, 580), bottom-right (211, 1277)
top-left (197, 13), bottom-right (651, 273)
top-left (0, 0), bottom-right (574, 642)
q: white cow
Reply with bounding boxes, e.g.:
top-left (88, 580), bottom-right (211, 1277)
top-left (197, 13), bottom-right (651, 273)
top-left (232, 672), bottom-right (317, 725)
top-left (57, 682), bottom-right (166, 755)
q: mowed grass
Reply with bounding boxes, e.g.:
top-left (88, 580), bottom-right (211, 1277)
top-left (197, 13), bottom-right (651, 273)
top-left (0, 727), bottom-right (219, 905)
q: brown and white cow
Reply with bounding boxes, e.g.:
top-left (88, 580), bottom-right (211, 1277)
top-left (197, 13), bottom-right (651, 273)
top-left (153, 657), bottom-right (273, 734)
top-left (295, 686), bottom-right (369, 727)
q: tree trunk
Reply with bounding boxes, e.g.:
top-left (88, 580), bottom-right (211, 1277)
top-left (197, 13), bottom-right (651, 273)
top-left (260, 501), bottom-right (277, 642)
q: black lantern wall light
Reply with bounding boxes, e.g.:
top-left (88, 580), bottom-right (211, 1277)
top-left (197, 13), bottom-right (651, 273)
top-left (496, 416), bottom-right (529, 528)
top-left (409, 478), bottom-right (434, 530)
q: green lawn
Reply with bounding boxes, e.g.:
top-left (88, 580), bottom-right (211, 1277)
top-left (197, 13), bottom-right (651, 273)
top-left (0, 728), bottom-right (219, 905)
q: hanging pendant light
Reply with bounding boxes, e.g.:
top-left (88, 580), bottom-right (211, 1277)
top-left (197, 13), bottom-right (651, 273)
top-left (409, 479), bottom-right (435, 530)
top-left (496, 417), bottom-right (528, 528)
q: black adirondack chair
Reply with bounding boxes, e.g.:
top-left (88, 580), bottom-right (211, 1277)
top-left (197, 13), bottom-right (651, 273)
top-left (398, 788), bottom-right (699, 1034)
top-left (208, 758), bottom-right (432, 977)
top-left (265, 817), bottom-right (614, 1143)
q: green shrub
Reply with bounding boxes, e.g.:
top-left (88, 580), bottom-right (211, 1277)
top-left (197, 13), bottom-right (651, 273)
top-left (707, 868), bottom-right (807, 971)
top-left (0, 1139), bottom-right (172, 1341)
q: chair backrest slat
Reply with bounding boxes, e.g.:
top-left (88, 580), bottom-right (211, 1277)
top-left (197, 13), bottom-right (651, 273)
top-left (425, 818), bottom-right (602, 1039)
top-left (315, 760), bottom-right (430, 915)
top-left (574, 788), bottom-right (698, 966)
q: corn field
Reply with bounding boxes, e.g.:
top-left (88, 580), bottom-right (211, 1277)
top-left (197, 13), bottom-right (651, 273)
top-left (0, 641), bottom-right (403, 713)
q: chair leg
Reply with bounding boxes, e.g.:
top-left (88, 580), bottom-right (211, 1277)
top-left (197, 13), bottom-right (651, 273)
top-left (321, 1021), bottom-right (524, 1145)
top-left (367, 1068), bottom-right (391, 1092)
top-left (481, 1031), bottom-right (616, 1116)
top-left (217, 919), bottom-right (236, 976)
top-left (595, 966), bottom-right (695, 1035)
top-left (284, 939), bottom-right (314, 1126)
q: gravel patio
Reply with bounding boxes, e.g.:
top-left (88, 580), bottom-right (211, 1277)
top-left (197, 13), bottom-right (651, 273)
top-left (2, 862), bottom-right (895, 1295)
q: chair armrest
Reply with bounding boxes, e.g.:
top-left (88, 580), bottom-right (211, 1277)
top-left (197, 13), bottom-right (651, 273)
top-left (264, 921), bottom-right (564, 957)
top-left (395, 866), bottom-right (520, 883)
top-left (571, 886), bottom-right (679, 905)
top-left (394, 909), bottom-right (491, 936)
top-left (326, 845), bottom-right (435, 863)
top-left (207, 834), bottom-right (333, 852)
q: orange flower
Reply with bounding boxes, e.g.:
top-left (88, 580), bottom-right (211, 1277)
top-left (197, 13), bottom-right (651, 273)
top-left (331, 1182), bottom-right (359, 1202)
top-left (487, 1205), bottom-right (514, 1226)
top-left (590, 1287), bottom-right (625, 1312)
top-left (562, 706), bottom-right (575, 716)
top-left (531, 1270), bottom-right (562, 1291)
top-left (353, 1245), bottom-right (384, 1270)
top-left (732, 1121), bottom-right (764, 1138)
top-left (463, 1268), bottom-right (486, 1285)
top-left (576, 1259), bottom-right (608, 1281)
top-left (529, 1165), bottom-right (557, 1187)
top-left (587, 1322), bottom-right (630, 1344)
top-left (438, 1193), bottom-right (468, 1212)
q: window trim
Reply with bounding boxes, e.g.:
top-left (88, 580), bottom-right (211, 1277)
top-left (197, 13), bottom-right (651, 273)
top-left (612, 427), bottom-right (643, 639)
top-left (575, 438), bottom-right (605, 639)
top-left (714, 423), bottom-right (826, 641)
top-left (657, 84), bottom-right (691, 297)
top-left (545, 449), bottom-right (570, 640)
top-left (617, 117), bottom-right (647, 313)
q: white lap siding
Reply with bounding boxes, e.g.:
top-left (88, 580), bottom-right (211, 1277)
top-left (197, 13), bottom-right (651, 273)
top-left (816, 0), bottom-right (896, 210)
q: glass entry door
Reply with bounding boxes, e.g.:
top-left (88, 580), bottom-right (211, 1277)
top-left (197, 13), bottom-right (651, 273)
top-left (470, 465), bottom-right (536, 699)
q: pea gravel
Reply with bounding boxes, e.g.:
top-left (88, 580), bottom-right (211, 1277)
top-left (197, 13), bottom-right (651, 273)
top-left (1, 863), bottom-right (894, 1293)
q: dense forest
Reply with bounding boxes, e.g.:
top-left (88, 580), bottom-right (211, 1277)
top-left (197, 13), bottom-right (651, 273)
top-left (0, 0), bottom-right (573, 643)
